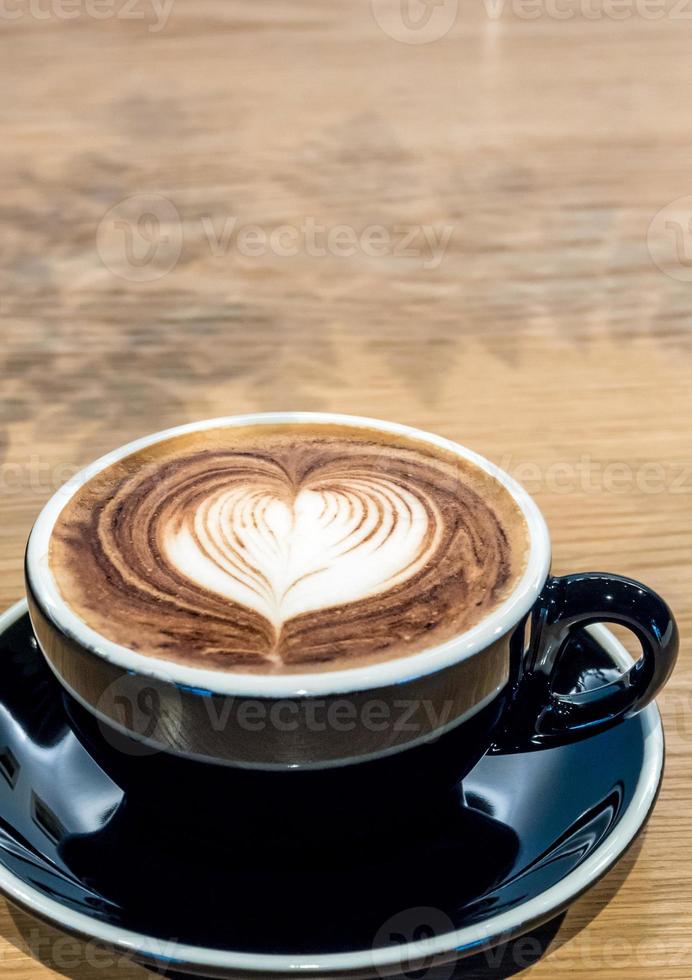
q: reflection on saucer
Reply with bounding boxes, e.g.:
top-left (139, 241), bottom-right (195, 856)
top-left (0, 607), bottom-right (663, 976)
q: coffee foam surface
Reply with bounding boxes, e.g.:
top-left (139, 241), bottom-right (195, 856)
top-left (49, 424), bottom-right (529, 674)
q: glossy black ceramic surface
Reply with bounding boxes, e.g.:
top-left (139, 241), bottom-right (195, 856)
top-left (0, 608), bottom-right (662, 978)
top-left (26, 567), bottom-right (677, 780)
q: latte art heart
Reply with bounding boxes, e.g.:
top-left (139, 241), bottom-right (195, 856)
top-left (49, 425), bottom-right (529, 673)
top-left (164, 480), bottom-right (440, 636)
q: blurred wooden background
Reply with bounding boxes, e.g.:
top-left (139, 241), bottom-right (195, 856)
top-left (1, 0), bottom-right (691, 977)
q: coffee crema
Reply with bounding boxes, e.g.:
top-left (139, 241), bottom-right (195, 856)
top-left (49, 424), bottom-right (529, 674)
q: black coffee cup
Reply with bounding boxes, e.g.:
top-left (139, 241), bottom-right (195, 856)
top-left (24, 415), bottom-right (679, 822)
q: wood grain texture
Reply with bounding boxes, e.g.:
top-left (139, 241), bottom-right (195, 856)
top-left (0, 0), bottom-right (691, 976)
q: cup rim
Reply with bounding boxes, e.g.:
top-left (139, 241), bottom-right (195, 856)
top-left (26, 412), bottom-right (551, 697)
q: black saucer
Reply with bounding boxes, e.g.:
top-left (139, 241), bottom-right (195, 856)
top-left (0, 602), bottom-right (663, 979)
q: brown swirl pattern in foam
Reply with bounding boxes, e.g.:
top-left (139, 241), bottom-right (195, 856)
top-left (49, 425), bottom-right (528, 673)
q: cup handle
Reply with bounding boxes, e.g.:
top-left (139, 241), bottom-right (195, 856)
top-left (494, 572), bottom-right (679, 751)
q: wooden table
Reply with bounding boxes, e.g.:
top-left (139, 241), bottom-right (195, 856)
top-left (1, 0), bottom-right (691, 976)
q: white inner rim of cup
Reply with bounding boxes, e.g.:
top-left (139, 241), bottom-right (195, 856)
top-left (26, 413), bottom-right (551, 698)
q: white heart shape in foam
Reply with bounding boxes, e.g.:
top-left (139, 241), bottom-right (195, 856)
top-left (163, 479), bottom-right (439, 631)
